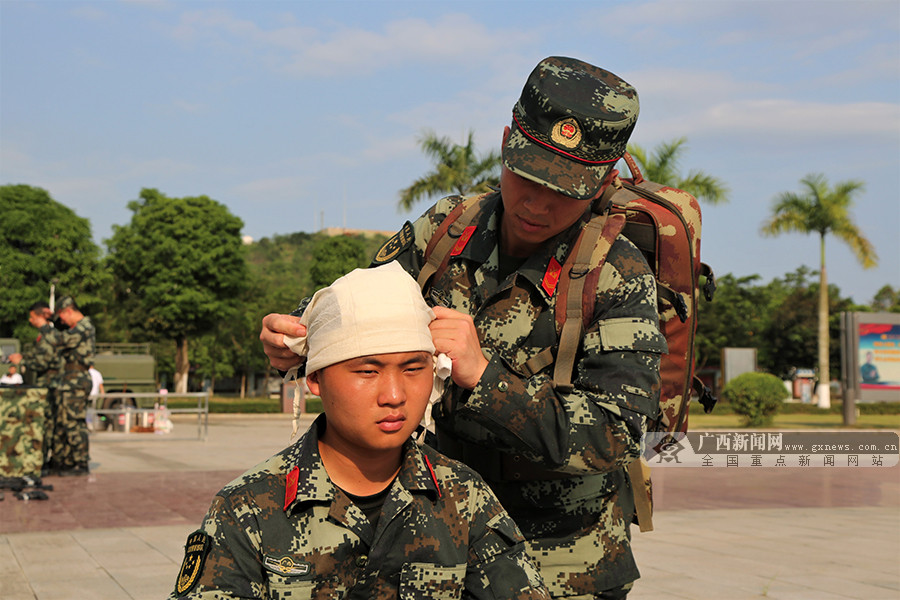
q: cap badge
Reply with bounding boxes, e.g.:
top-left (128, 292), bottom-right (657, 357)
top-left (550, 117), bottom-right (582, 149)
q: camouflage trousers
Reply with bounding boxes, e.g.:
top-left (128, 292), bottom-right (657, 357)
top-left (52, 386), bottom-right (90, 469)
top-left (0, 387), bottom-right (48, 478)
top-left (42, 388), bottom-right (59, 468)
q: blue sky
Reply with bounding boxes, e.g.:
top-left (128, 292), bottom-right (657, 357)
top-left (1, 0), bottom-right (898, 305)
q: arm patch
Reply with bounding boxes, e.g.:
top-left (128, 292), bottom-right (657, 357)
top-left (373, 221), bottom-right (414, 264)
top-left (174, 530), bottom-right (210, 595)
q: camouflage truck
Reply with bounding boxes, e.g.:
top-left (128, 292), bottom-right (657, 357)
top-left (92, 343), bottom-right (157, 430)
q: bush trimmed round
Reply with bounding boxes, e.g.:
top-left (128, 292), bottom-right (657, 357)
top-left (722, 372), bottom-right (789, 427)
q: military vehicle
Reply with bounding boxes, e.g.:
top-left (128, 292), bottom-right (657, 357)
top-left (0, 338), bottom-right (20, 363)
top-left (91, 343), bottom-right (157, 430)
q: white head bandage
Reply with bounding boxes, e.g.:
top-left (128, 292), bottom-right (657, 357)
top-left (283, 261), bottom-right (450, 438)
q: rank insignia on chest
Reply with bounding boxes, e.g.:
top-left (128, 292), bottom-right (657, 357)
top-left (542, 257), bottom-right (562, 296)
top-left (175, 530), bottom-right (210, 595)
top-left (374, 221), bottom-right (415, 264)
top-left (264, 555), bottom-right (312, 577)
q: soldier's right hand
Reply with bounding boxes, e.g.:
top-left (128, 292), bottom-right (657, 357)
top-left (260, 313), bottom-right (305, 371)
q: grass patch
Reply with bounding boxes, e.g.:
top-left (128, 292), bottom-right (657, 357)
top-left (689, 404), bottom-right (900, 429)
top-left (165, 395), bottom-right (324, 414)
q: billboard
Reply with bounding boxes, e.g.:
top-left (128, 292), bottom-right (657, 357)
top-left (857, 323), bottom-right (900, 390)
top-left (841, 312), bottom-right (900, 403)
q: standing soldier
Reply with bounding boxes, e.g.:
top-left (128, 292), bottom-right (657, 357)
top-left (40, 296), bottom-right (95, 476)
top-left (9, 301), bottom-right (65, 473)
top-left (262, 57), bottom-right (665, 598)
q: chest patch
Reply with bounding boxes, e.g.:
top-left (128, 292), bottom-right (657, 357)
top-left (175, 530), bottom-right (210, 595)
top-left (264, 555), bottom-right (312, 576)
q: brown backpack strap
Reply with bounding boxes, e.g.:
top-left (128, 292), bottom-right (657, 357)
top-left (418, 194), bottom-right (488, 289)
top-left (552, 212), bottom-right (626, 392)
top-left (627, 457), bottom-right (654, 532)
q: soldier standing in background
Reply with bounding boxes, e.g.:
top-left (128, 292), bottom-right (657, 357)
top-left (9, 300), bottom-right (65, 473)
top-left (36, 296), bottom-right (95, 476)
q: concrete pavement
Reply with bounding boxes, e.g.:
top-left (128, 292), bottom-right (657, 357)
top-left (1, 413), bottom-right (897, 599)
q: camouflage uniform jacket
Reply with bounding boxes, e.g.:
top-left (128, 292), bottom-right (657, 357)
top-left (40, 316), bottom-right (95, 393)
top-left (380, 192), bottom-right (666, 596)
top-left (20, 332), bottom-right (63, 388)
top-left (170, 414), bottom-right (549, 600)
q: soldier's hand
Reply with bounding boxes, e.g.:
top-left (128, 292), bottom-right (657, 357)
top-left (260, 313), bottom-right (305, 371)
top-left (8, 353), bottom-right (22, 365)
top-left (429, 306), bottom-right (488, 390)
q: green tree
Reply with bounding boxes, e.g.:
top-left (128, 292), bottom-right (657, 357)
top-left (398, 129), bottom-right (500, 211)
top-left (105, 189), bottom-right (247, 394)
top-left (625, 137), bottom-right (730, 205)
top-left (871, 285), bottom-right (900, 313)
top-left (761, 174), bottom-right (878, 407)
top-left (694, 274), bottom-right (768, 372)
top-left (310, 235), bottom-right (368, 291)
top-left (0, 184), bottom-right (108, 342)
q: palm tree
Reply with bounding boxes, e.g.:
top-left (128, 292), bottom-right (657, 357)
top-left (626, 137), bottom-right (730, 205)
top-left (761, 173), bottom-right (878, 408)
top-left (398, 129), bottom-right (500, 211)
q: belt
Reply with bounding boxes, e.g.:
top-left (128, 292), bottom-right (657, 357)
top-left (65, 363), bottom-right (89, 372)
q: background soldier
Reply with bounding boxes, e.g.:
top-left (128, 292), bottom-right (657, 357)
top-left (38, 296), bottom-right (95, 476)
top-left (9, 301), bottom-right (65, 473)
top-left (262, 57), bottom-right (664, 598)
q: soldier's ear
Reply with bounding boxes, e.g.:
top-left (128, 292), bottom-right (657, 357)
top-left (306, 370), bottom-right (321, 397)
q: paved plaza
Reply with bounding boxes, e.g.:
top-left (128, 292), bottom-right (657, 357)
top-left (1, 414), bottom-right (897, 599)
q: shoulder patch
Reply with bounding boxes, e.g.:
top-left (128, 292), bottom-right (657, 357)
top-left (175, 530), bottom-right (210, 595)
top-left (373, 221), bottom-right (414, 264)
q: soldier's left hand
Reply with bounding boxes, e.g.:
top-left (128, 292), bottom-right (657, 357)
top-left (429, 307), bottom-right (488, 390)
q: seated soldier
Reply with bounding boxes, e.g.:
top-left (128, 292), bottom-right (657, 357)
top-left (170, 262), bottom-right (548, 599)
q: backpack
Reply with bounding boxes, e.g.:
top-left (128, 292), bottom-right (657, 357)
top-left (417, 152), bottom-right (717, 532)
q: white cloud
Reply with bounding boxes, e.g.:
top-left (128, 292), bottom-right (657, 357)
top-left (699, 99), bottom-right (899, 137)
top-left (168, 9), bottom-right (527, 78)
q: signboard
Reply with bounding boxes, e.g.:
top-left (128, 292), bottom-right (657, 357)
top-left (857, 323), bottom-right (900, 390)
top-left (841, 312), bottom-right (900, 404)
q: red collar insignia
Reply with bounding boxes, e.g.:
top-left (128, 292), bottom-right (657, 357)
top-left (542, 257), bottom-right (562, 296)
top-left (284, 466), bottom-right (299, 511)
top-left (450, 226), bottom-right (476, 257)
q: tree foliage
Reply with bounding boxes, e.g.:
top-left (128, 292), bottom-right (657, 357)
top-left (694, 274), bottom-right (768, 371)
top-left (399, 129), bottom-right (500, 212)
top-left (625, 138), bottom-right (730, 205)
top-left (696, 267), bottom-right (858, 381)
top-left (105, 188), bottom-right (247, 392)
top-left (0, 184), bottom-right (108, 342)
top-left (310, 235), bottom-right (369, 291)
top-left (870, 285), bottom-right (900, 313)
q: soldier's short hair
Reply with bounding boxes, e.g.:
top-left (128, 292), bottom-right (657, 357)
top-left (29, 300), bottom-right (50, 313)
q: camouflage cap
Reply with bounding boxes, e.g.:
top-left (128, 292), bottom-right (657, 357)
top-left (55, 296), bottom-right (76, 311)
top-left (503, 56), bottom-right (639, 200)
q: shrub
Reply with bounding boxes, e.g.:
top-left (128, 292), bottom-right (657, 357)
top-left (722, 372), bottom-right (789, 427)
